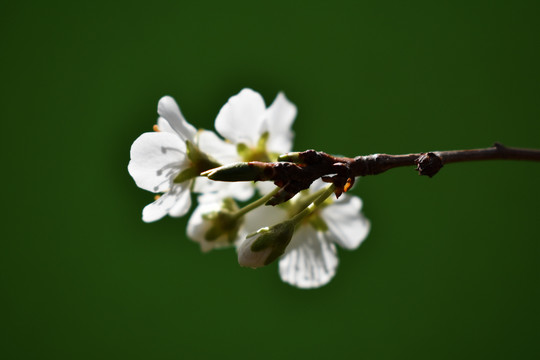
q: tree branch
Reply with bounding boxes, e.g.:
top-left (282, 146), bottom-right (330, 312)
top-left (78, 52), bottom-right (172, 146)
top-left (204, 143), bottom-right (540, 205)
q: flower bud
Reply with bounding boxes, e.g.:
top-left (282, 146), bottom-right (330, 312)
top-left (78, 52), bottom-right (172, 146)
top-left (237, 220), bottom-right (295, 268)
top-left (202, 161), bottom-right (270, 182)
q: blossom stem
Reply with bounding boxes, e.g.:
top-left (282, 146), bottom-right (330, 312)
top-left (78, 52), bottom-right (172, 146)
top-left (289, 186), bottom-right (333, 214)
top-left (290, 184), bottom-right (336, 226)
top-left (232, 187), bottom-right (281, 219)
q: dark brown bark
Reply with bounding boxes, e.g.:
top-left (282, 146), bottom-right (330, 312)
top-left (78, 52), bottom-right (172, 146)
top-left (205, 143), bottom-right (540, 205)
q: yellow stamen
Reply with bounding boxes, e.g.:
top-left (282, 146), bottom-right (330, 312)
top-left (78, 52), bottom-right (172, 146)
top-left (153, 124), bottom-right (160, 132)
top-left (154, 195), bottom-right (161, 201)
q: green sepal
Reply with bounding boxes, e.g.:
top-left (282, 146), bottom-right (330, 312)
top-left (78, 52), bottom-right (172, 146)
top-left (237, 132), bottom-right (272, 162)
top-left (237, 143), bottom-right (250, 159)
top-left (186, 140), bottom-right (222, 174)
top-left (256, 131), bottom-right (269, 150)
top-left (203, 199), bottom-right (242, 243)
top-left (173, 167), bottom-right (199, 184)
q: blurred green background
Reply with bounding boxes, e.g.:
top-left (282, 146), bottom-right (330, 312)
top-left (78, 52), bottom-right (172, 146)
top-left (2, 0), bottom-right (539, 359)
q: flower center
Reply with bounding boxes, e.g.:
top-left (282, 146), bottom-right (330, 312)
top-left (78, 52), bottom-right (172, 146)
top-left (173, 140), bottom-right (222, 184)
top-left (237, 132), bottom-right (279, 162)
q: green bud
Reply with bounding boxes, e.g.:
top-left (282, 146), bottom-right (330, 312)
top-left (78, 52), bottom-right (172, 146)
top-left (202, 162), bottom-right (269, 182)
top-left (237, 220), bottom-right (295, 268)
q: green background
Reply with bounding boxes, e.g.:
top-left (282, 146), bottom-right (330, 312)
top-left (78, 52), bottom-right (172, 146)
top-left (2, 1), bottom-right (539, 359)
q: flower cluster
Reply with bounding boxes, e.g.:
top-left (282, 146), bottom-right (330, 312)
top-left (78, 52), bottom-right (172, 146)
top-left (128, 89), bottom-right (370, 288)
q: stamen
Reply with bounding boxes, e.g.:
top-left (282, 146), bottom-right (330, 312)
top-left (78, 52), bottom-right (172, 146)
top-left (153, 124), bottom-right (160, 132)
top-left (161, 146), bottom-right (184, 154)
top-left (155, 161), bottom-right (184, 176)
top-left (152, 169), bottom-right (177, 191)
top-left (154, 195), bottom-right (161, 201)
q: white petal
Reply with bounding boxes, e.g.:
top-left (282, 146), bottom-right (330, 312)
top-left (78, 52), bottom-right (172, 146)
top-left (142, 199), bottom-right (168, 223)
top-left (255, 181), bottom-right (278, 196)
top-left (321, 195), bottom-right (370, 250)
top-left (157, 96), bottom-right (197, 142)
top-left (194, 177), bottom-right (254, 202)
top-left (279, 228), bottom-right (338, 289)
top-left (215, 88), bottom-right (267, 146)
top-left (141, 184), bottom-right (192, 222)
top-left (167, 184), bottom-right (192, 217)
top-left (128, 132), bottom-right (188, 193)
top-left (309, 178), bottom-right (329, 192)
top-left (196, 129), bottom-right (240, 165)
top-left (241, 204), bottom-right (288, 237)
top-left (237, 230), bottom-right (274, 268)
top-left (157, 117), bottom-right (175, 134)
top-left (265, 92), bottom-right (297, 154)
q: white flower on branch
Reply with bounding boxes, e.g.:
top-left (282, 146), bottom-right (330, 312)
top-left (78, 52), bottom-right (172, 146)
top-left (279, 191), bottom-right (370, 289)
top-left (128, 96), bottom-right (253, 222)
top-left (236, 180), bottom-right (370, 289)
top-left (215, 88), bottom-right (297, 162)
top-left (187, 194), bottom-right (287, 252)
top-left (187, 198), bottom-right (242, 252)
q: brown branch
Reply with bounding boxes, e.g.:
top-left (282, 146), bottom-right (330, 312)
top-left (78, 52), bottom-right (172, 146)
top-left (351, 142), bottom-right (540, 177)
top-left (204, 143), bottom-right (540, 205)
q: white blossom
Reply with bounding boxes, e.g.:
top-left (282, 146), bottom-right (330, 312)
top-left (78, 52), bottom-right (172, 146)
top-left (185, 88), bottom-right (300, 247)
top-left (187, 194), bottom-right (286, 252)
top-left (279, 192), bottom-right (370, 289)
top-left (236, 181), bottom-right (370, 289)
top-left (215, 88), bottom-right (297, 161)
top-left (128, 96), bottom-right (252, 222)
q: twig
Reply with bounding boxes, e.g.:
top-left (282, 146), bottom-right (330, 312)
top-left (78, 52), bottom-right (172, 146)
top-left (205, 143), bottom-right (540, 205)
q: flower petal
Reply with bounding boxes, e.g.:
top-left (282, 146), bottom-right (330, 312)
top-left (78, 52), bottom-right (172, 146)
top-left (237, 230), bottom-right (275, 268)
top-left (157, 117), bottom-right (175, 134)
top-left (196, 129), bottom-right (240, 165)
top-left (142, 199), bottom-right (168, 223)
top-left (255, 181), bottom-right (278, 196)
top-left (241, 205), bottom-right (288, 238)
top-left (309, 178), bottom-right (329, 192)
top-left (167, 184), bottom-right (192, 217)
top-left (279, 228), bottom-right (338, 289)
top-left (157, 96), bottom-right (197, 142)
top-left (128, 132), bottom-right (188, 193)
top-left (215, 88), bottom-right (266, 146)
top-left (265, 92), bottom-right (297, 154)
top-left (321, 195), bottom-right (370, 250)
top-left (141, 184), bottom-right (191, 222)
